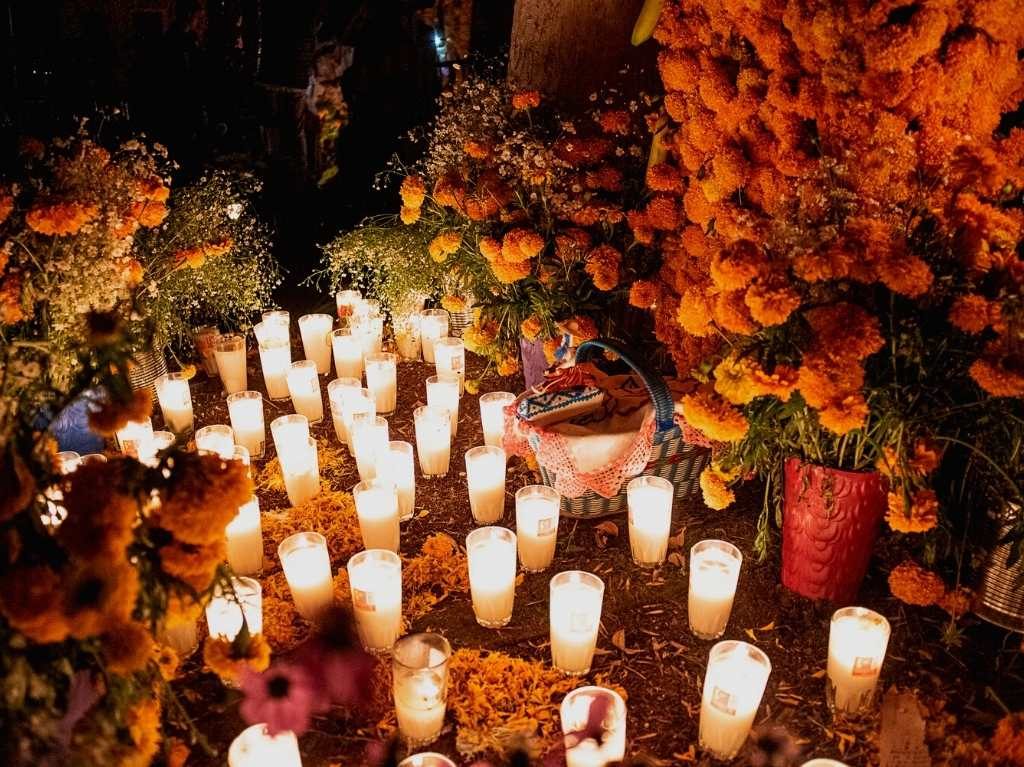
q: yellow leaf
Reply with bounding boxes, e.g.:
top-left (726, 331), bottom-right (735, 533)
top-left (668, 527), bottom-right (686, 550)
top-left (667, 551), bottom-right (685, 568)
top-left (745, 628), bottom-right (758, 642)
top-left (758, 621), bottom-right (776, 631)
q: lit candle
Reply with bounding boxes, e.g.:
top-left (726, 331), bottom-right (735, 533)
top-left (351, 414), bottom-right (390, 483)
top-left (355, 315), bottom-right (385, 357)
top-left (278, 531), bottom-right (334, 621)
top-left (139, 430), bottom-right (175, 467)
top-left (79, 453), bottom-right (108, 465)
top-left (155, 372), bottom-right (194, 436)
top-left (214, 334), bottom-right (248, 394)
top-left (379, 441), bottom-right (416, 521)
top-left (479, 391), bottom-right (514, 448)
top-left (827, 606), bottom-right (890, 713)
top-left (466, 526), bottom-right (517, 628)
top-left (281, 437), bottom-right (321, 508)
top-left (465, 446), bottom-right (506, 524)
top-left (115, 416), bottom-right (153, 459)
top-left (627, 476), bottom-right (674, 567)
top-left (194, 325), bottom-right (220, 376)
top-left (254, 317), bottom-right (288, 346)
top-left (398, 754), bottom-right (456, 767)
top-left (699, 641), bottom-right (771, 760)
top-left (414, 405), bottom-right (451, 478)
top-left (270, 414), bottom-right (309, 460)
top-left (287, 360), bottom-right (325, 424)
top-left (257, 337), bottom-right (292, 401)
top-left (419, 309), bottom-right (449, 364)
top-left (347, 548), bottom-right (402, 652)
top-left (228, 724), bottom-right (302, 767)
top-left (261, 310), bottom-right (290, 332)
top-left (560, 686), bottom-right (627, 767)
top-left (353, 478), bottom-right (400, 552)
top-left (331, 328), bottom-right (364, 381)
top-left (688, 539), bottom-right (743, 640)
top-left (227, 391), bottom-right (266, 458)
top-left (800, 761), bottom-right (850, 767)
top-left (549, 570), bottom-right (604, 675)
top-left (365, 352), bottom-right (398, 414)
top-left (425, 375), bottom-right (459, 437)
top-left (515, 485), bottom-right (560, 572)
top-left (335, 289), bottom-right (362, 319)
top-left (298, 313), bottom-right (334, 374)
top-left (226, 496), bottom-right (263, 576)
top-left (195, 424), bottom-right (235, 459)
top-left (393, 633), bottom-right (451, 747)
top-left (363, 299), bottom-right (382, 318)
top-left (394, 312), bottom-right (423, 361)
top-left (56, 451), bottom-right (81, 473)
top-left (327, 377), bottom-right (362, 443)
top-left (205, 577), bottom-right (262, 640)
top-left (341, 388), bottom-right (377, 452)
top-left (433, 337), bottom-right (465, 395)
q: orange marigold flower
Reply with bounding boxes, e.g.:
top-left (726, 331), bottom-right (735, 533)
top-left (878, 254), bottom-right (933, 298)
top-left (520, 315), bottom-right (543, 342)
top-left (497, 355), bottom-right (520, 377)
top-left (400, 205), bottom-right (421, 224)
top-left (681, 387), bottom-right (749, 442)
top-left (511, 90), bottom-right (541, 110)
top-left (400, 175), bottom-right (427, 208)
top-left (993, 713), bottom-right (1024, 766)
top-left (597, 109), bottom-right (631, 135)
top-left (677, 288), bottom-right (715, 337)
top-left (428, 230), bottom-right (462, 263)
top-left (543, 337), bottom-right (563, 364)
top-left (886, 488), bottom-right (939, 533)
top-left (102, 621), bottom-right (155, 675)
top-left (88, 387), bottom-right (153, 437)
top-left (60, 459), bottom-right (138, 561)
top-left (26, 200), bottom-right (99, 236)
top-left (433, 172), bottom-right (466, 210)
top-left (64, 559), bottom-right (140, 640)
top-left (938, 586), bottom-right (974, 619)
top-left (888, 560), bottom-right (945, 607)
top-left (970, 342), bottom-right (1024, 397)
top-left (645, 194), bottom-right (679, 230)
top-left (629, 280), bottom-right (660, 309)
top-left (154, 644), bottom-right (181, 681)
top-left (555, 228), bottom-right (592, 263)
top-left (710, 240), bottom-right (765, 291)
top-left (561, 315), bottom-right (599, 343)
top-left (699, 465), bottom-right (737, 510)
top-left (136, 176), bottom-right (170, 203)
top-left (949, 294), bottom-right (995, 333)
top-left (159, 538), bottom-right (226, 591)
top-left (463, 139), bottom-right (491, 159)
top-left (745, 280), bottom-right (800, 326)
top-left (154, 451), bottom-right (252, 546)
top-left (203, 634), bottom-right (272, 685)
top-left (646, 163), bottom-right (683, 194)
top-left (817, 393), bottom-right (870, 435)
top-left (805, 303), bottom-right (885, 362)
top-left (0, 272), bottom-right (26, 325)
top-left (584, 165), bottom-right (624, 192)
top-left (491, 257), bottom-right (533, 284)
top-left (480, 236), bottom-right (502, 263)
top-left (0, 189), bottom-right (13, 225)
top-left (0, 566), bottom-right (70, 644)
top-left (584, 244), bottom-right (622, 291)
top-left (134, 200), bottom-right (168, 228)
top-left (502, 228), bottom-right (545, 262)
top-left (440, 295), bottom-right (467, 313)
top-left (714, 354), bottom-right (797, 405)
top-left (713, 290), bottom-right (757, 335)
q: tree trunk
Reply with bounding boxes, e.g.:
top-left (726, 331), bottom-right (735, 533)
top-left (508, 0), bottom-right (652, 107)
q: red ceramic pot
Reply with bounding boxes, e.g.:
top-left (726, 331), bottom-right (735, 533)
top-left (781, 458), bottom-right (886, 603)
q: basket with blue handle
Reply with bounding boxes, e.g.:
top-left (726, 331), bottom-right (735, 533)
top-left (528, 339), bottom-right (710, 519)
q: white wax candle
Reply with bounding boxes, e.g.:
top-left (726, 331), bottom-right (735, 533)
top-left (550, 571), bottom-right (604, 675)
top-left (287, 360), bottom-right (324, 424)
top-left (214, 334), bottom-right (248, 394)
top-left (281, 437), bottom-right (320, 507)
top-left (433, 337), bottom-right (465, 395)
top-left (331, 328), bottom-right (364, 380)
top-left (414, 405), bottom-right (451, 478)
top-left (226, 496), bottom-right (264, 576)
top-left (347, 549), bottom-right (402, 652)
top-left (426, 375), bottom-right (459, 437)
top-left (138, 430), bottom-right (175, 468)
top-left (257, 337), bottom-right (292, 401)
top-left (205, 577), bottom-right (262, 640)
top-left (627, 476), bottom-right (674, 567)
top-left (379, 441), bottom-right (416, 521)
top-left (278, 531), bottom-right (334, 621)
top-left (116, 417), bottom-right (154, 459)
top-left (341, 388), bottom-right (376, 452)
top-left (827, 607), bottom-right (890, 713)
top-left (353, 478), bottom-right (401, 552)
top-left (155, 372), bottom-right (194, 435)
top-left (398, 754), bottom-right (456, 767)
top-left (227, 391), bottom-right (266, 458)
top-left (254, 317), bottom-right (289, 346)
top-left (270, 414), bottom-right (309, 463)
top-left (194, 424), bottom-right (235, 459)
top-left (351, 414), bottom-right (390, 483)
top-left (327, 377), bottom-right (363, 443)
top-left (335, 289), bottom-right (362, 319)
top-left (365, 353), bottom-right (398, 414)
top-left (419, 310), bottom-right (449, 364)
top-left (560, 686), bottom-right (627, 767)
top-left (355, 316), bottom-right (384, 357)
top-left (260, 310), bottom-right (290, 334)
top-left (395, 667), bottom-right (447, 745)
top-left (465, 446), bottom-right (506, 524)
top-left (479, 391), bottom-right (515, 448)
top-left (394, 312), bottom-right (423, 361)
top-left (688, 539), bottom-right (743, 640)
top-left (298, 313), bottom-right (334, 374)
top-left (228, 724), bottom-right (302, 767)
top-left (699, 641), bottom-right (771, 760)
top-left (515, 485), bottom-right (560, 572)
top-left (466, 526), bottom-right (517, 628)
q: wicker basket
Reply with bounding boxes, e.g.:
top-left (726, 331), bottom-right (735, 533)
top-left (530, 339), bottom-right (710, 519)
top-left (976, 506), bottom-right (1024, 632)
top-left (448, 308), bottom-right (473, 338)
top-left (127, 349), bottom-right (168, 397)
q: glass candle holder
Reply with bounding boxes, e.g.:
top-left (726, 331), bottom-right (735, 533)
top-left (232, 444), bottom-right (251, 469)
top-left (550, 571), bottom-right (604, 675)
top-left (379, 441), bottom-right (416, 521)
top-left (56, 451), bottom-right (81, 474)
top-left (115, 417), bottom-right (153, 459)
top-left (419, 309), bottom-right (449, 364)
top-left (627, 475), bottom-right (674, 567)
top-left (254, 317), bottom-right (289, 346)
top-left (414, 405), bottom-right (451, 478)
top-left (353, 478), bottom-right (401, 552)
top-left (282, 437), bottom-right (320, 507)
top-left (479, 391), bottom-right (515, 448)
top-left (465, 446), bottom-right (507, 524)
top-left (347, 549), bottom-right (402, 652)
top-left (351, 414), bottom-right (390, 483)
top-left (79, 453), bottom-right (108, 465)
top-left (193, 325), bottom-right (220, 376)
top-left (699, 641), bottom-right (772, 760)
top-left (560, 686), bottom-right (627, 767)
top-left (287, 360), bottom-right (324, 424)
top-left (226, 496), bottom-right (263, 576)
top-left (827, 606), bottom-right (890, 713)
top-left (278, 531), bottom-right (334, 621)
top-left (398, 755), bottom-right (456, 767)
top-left (433, 337), bottom-right (465, 395)
top-left (195, 424), bottom-right (235, 460)
top-left (335, 289), bottom-right (362, 319)
top-left (466, 526), bottom-right (517, 628)
top-left (327, 377), bottom-right (362, 443)
top-left (425, 375), bottom-right (459, 437)
top-left (688, 539), bottom-right (743, 640)
top-left (261, 310), bottom-right (290, 332)
top-left (155, 372), bottom-right (194, 436)
top-left (341, 388), bottom-right (377, 452)
top-left (215, 334), bottom-right (248, 394)
top-left (257, 336), bottom-right (292, 401)
top-left (365, 352), bottom-right (398, 414)
top-left (394, 312), bottom-right (423, 361)
top-left (228, 724), bottom-right (302, 767)
top-left (206, 576), bottom-right (263, 640)
top-left (270, 414), bottom-right (310, 466)
top-left (392, 633), bottom-right (452, 747)
top-left (139, 430), bottom-right (175, 467)
top-left (227, 391), bottom-right (266, 458)
top-left (331, 328), bottom-right (364, 380)
top-left (355, 315), bottom-right (385, 357)
top-left (800, 761), bottom-right (851, 767)
top-left (515, 485), bottom-right (560, 572)
top-left (363, 299), bottom-right (382, 318)
top-left (298, 313), bottom-right (334, 374)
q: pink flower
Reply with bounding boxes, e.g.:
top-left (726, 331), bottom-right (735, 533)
top-left (239, 663), bottom-right (327, 736)
top-left (300, 640), bottom-right (376, 705)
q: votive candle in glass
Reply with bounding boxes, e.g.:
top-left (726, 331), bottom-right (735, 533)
top-left (465, 446), bottom-right (506, 524)
top-left (215, 334), bottom-right (248, 394)
top-left (353, 478), bottom-right (400, 552)
top-left (826, 607), bottom-right (890, 713)
top-left (226, 496), bottom-right (263, 576)
top-left (139, 430), bottom-right (175, 467)
top-left (560, 686), bottom-right (627, 767)
top-left (194, 325), bottom-right (220, 376)
top-left (341, 388), bottom-right (377, 452)
top-left (688, 539), bottom-right (743, 640)
top-left (327, 377), bottom-right (362, 443)
top-left (351, 413), bottom-right (390, 482)
top-left (433, 337), bottom-right (465, 395)
top-left (398, 755), bottom-right (456, 767)
top-left (287, 360), bottom-right (325, 424)
top-left (227, 391), bottom-right (266, 458)
top-left (331, 328), bottom-right (364, 380)
top-left (414, 405), bottom-right (451, 478)
top-left (394, 312), bottom-right (422, 361)
top-left (466, 526), bottom-right (517, 628)
top-left (480, 391), bottom-right (515, 448)
top-left (205, 577), bottom-right (262, 640)
top-left (228, 724), bottom-right (302, 767)
top-left (363, 299), bottom-right (382, 318)
top-left (419, 309), bottom-right (449, 364)
top-left (698, 641), bottom-right (772, 760)
top-left (379, 441), bottom-right (416, 521)
top-left (282, 437), bottom-right (320, 507)
top-left (335, 289), bottom-right (362, 319)
top-left (270, 414), bottom-right (309, 461)
top-left (800, 761), bottom-right (850, 767)
top-left (516, 485), bottom-right (560, 572)
top-left (393, 633), bottom-right (451, 747)
top-left (155, 372), bottom-right (194, 436)
top-left (257, 336), bottom-right (292, 401)
top-left (278, 531), bottom-right (334, 621)
top-left (425, 375), bottom-right (459, 437)
top-left (195, 424), bottom-right (235, 459)
top-left (365, 352), bottom-right (398, 414)
top-left (347, 548), bottom-right (402, 652)
top-left (261, 310), bottom-right (290, 334)
top-left (355, 315), bottom-right (385, 357)
top-left (627, 475), bottom-right (674, 567)
top-left (298, 313), bottom-right (334, 374)
top-left (116, 416), bottom-right (154, 459)
top-left (254, 317), bottom-right (288, 347)
top-left (550, 571), bottom-right (604, 675)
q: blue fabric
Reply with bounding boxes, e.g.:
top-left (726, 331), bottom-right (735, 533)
top-left (48, 388), bottom-right (104, 454)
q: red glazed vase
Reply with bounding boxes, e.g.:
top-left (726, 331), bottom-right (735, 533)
top-left (781, 458), bottom-right (886, 603)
